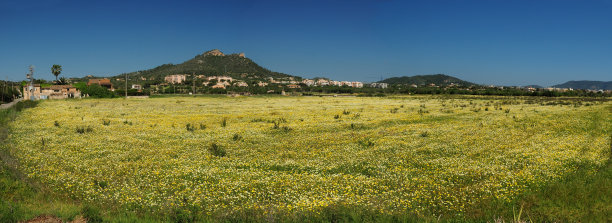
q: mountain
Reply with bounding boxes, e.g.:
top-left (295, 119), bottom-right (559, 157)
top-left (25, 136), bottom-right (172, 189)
top-left (87, 49), bottom-right (298, 85)
top-left (552, 81), bottom-right (612, 90)
top-left (379, 74), bottom-right (475, 86)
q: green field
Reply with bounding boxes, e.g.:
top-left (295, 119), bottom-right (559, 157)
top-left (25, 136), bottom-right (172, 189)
top-left (1, 96), bottom-right (611, 222)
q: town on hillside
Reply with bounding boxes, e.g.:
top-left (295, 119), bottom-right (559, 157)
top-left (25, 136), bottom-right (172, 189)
top-left (3, 50), bottom-right (611, 103)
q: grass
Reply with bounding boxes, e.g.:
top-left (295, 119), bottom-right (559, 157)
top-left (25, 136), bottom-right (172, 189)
top-left (0, 97), bottom-right (611, 222)
top-left (518, 160), bottom-right (612, 222)
top-left (0, 101), bottom-right (83, 222)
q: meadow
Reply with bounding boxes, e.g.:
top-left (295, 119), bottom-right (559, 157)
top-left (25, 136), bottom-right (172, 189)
top-left (3, 96), bottom-right (611, 221)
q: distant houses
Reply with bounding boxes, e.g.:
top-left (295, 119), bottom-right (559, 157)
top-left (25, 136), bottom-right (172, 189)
top-left (370, 83), bottom-right (388, 89)
top-left (157, 74), bottom-right (367, 91)
top-left (164, 74), bottom-right (187, 84)
top-left (23, 84), bottom-right (81, 100)
top-left (88, 78), bottom-right (114, 90)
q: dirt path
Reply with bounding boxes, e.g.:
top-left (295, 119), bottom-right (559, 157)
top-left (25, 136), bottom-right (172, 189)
top-left (0, 98), bottom-right (23, 109)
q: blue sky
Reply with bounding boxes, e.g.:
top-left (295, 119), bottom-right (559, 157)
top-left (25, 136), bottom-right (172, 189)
top-left (1, 0), bottom-right (611, 86)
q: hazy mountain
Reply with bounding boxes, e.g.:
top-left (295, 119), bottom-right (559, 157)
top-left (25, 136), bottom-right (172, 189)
top-left (552, 81), bottom-right (612, 90)
top-left (379, 74), bottom-right (475, 86)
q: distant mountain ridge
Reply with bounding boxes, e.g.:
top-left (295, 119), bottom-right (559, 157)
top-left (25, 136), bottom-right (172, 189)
top-left (379, 74), bottom-right (475, 86)
top-left (105, 49), bottom-right (298, 84)
top-left (552, 81), bottom-right (612, 90)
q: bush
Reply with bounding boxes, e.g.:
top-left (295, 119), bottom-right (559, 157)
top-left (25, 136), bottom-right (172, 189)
top-left (186, 123), bottom-right (195, 132)
top-left (80, 84), bottom-right (116, 98)
top-left (76, 126), bottom-right (93, 134)
top-left (13, 100), bottom-right (38, 112)
top-left (208, 143), bottom-right (226, 157)
top-left (358, 139), bottom-right (374, 148)
top-left (170, 207), bottom-right (196, 223)
top-left (420, 131), bottom-right (429, 137)
top-left (81, 205), bottom-right (103, 223)
top-left (0, 200), bottom-right (25, 223)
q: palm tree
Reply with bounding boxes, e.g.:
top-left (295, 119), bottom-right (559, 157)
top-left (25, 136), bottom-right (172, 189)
top-left (51, 64), bottom-right (62, 83)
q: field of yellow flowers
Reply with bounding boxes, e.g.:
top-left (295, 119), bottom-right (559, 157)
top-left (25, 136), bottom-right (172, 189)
top-left (6, 96), bottom-right (611, 217)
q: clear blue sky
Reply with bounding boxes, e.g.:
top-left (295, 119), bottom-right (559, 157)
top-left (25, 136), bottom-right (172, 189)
top-left (1, 0), bottom-right (611, 86)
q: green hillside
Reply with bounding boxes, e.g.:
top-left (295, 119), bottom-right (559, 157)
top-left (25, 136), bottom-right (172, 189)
top-left (379, 74), bottom-right (475, 86)
top-left (74, 49), bottom-right (299, 86)
top-left (553, 80), bottom-right (612, 90)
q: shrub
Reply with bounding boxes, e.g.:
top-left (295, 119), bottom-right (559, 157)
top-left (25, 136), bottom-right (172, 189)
top-left (54, 120), bottom-right (60, 127)
top-left (80, 84), bottom-right (116, 98)
top-left (0, 200), bottom-right (25, 223)
top-left (334, 114), bottom-right (340, 119)
top-left (93, 179), bottom-right (108, 189)
top-left (342, 110), bottom-right (351, 115)
top-left (232, 133), bottom-right (242, 141)
top-left (199, 123), bottom-right (206, 130)
top-left (186, 123), bottom-right (195, 132)
top-left (76, 126), bottom-right (93, 134)
top-left (102, 119), bottom-right (111, 126)
top-left (420, 131), bottom-right (429, 137)
top-left (81, 205), bottom-right (103, 223)
top-left (170, 207), bottom-right (196, 223)
top-left (358, 139), bottom-right (375, 148)
top-left (13, 100), bottom-right (38, 112)
top-left (221, 118), bottom-right (227, 127)
top-left (208, 143), bottom-right (226, 157)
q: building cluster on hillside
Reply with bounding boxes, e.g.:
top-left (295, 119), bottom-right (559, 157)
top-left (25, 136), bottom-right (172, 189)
top-left (164, 74), bottom-right (187, 84)
top-left (301, 78), bottom-right (364, 88)
top-left (369, 83), bottom-right (388, 89)
top-left (159, 74), bottom-right (366, 89)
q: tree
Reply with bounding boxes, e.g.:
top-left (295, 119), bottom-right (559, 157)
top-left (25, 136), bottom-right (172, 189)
top-left (51, 64), bottom-right (62, 83)
top-left (58, 77), bottom-right (68, 85)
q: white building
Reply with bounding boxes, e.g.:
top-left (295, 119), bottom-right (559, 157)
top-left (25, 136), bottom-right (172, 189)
top-left (164, 74), bottom-right (186, 84)
top-left (370, 83), bottom-right (388, 89)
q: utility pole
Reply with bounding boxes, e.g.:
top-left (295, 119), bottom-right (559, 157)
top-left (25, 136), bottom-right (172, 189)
top-left (5, 76), bottom-right (8, 101)
top-left (1, 78), bottom-right (4, 103)
top-left (125, 72), bottom-right (128, 98)
top-left (26, 65), bottom-right (34, 100)
top-left (192, 72), bottom-right (196, 95)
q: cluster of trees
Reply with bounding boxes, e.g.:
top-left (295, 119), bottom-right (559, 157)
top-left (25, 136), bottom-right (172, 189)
top-left (78, 84), bottom-right (117, 98)
top-left (0, 81), bottom-right (20, 103)
top-left (114, 82), bottom-right (611, 97)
